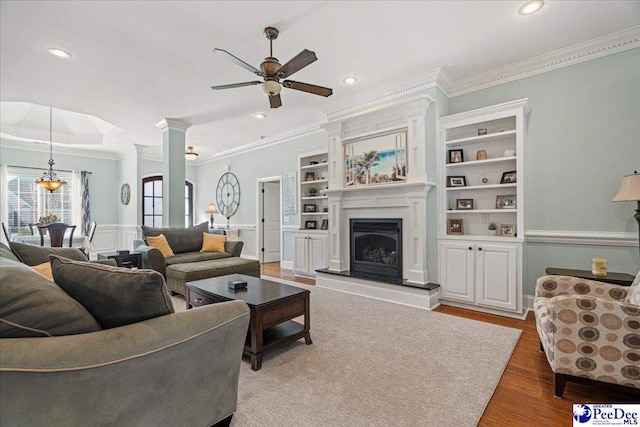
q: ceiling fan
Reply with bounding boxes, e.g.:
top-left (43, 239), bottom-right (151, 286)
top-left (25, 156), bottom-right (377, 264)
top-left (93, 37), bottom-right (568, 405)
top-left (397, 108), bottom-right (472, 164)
top-left (211, 27), bottom-right (333, 109)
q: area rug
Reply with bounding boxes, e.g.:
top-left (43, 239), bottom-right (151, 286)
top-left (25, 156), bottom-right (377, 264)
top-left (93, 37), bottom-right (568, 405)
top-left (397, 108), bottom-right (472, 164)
top-left (173, 277), bottom-right (522, 427)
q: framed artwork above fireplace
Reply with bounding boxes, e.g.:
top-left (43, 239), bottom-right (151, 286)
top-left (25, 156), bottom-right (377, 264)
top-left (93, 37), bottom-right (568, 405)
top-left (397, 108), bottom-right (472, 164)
top-left (344, 128), bottom-right (407, 187)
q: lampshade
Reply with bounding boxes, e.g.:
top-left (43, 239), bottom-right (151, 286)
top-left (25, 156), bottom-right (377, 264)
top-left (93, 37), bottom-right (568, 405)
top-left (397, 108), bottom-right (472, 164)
top-left (205, 203), bottom-right (219, 214)
top-left (185, 146), bottom-right (198, 161)
top-left (611, 171), bottom-right (640, 202)
top-left (262, 80), bottom-right (281, 96)
top-left (35, 107), bottom-right (67, 192)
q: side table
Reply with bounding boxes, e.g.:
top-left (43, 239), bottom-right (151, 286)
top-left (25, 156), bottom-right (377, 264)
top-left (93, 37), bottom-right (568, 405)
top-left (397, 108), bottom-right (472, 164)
top-left (97, 252), bottom-right (142, 269)
top-left (545, 267), bottom-right (635, 287)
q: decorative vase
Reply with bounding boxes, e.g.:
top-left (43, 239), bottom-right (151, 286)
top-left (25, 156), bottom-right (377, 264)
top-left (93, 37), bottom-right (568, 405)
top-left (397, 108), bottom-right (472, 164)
top-left (488, 230), bottom-right (497, 236)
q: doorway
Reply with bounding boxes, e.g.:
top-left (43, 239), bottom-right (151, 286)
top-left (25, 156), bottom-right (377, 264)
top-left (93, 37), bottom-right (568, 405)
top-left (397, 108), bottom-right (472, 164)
top-left (257, 177), bottom-right (281, 264)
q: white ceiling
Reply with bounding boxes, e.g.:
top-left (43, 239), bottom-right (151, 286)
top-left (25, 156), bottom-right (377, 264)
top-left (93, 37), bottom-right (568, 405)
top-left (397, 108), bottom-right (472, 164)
top-left (1, 1), bottom-right (638, 159)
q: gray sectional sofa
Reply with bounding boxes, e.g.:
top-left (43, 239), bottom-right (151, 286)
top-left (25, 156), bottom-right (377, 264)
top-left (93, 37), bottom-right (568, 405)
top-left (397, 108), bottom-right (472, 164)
top-left (134, 222), bottom-right (260, 295)
top-left (0, 242), bottom-right (250, 426)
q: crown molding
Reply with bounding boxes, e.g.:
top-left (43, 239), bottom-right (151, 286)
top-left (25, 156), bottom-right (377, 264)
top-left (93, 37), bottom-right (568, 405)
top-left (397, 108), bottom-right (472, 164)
top-left (197, 125), bottom-right (326, 164)
top-left (155, 118), bottom-right (192, 133)
top-left (0, 138), bottom-right (121, 161)
top-left (449, 25), bottom-right (640, 97)
top-left (323, 68), bottom-right (449, 121)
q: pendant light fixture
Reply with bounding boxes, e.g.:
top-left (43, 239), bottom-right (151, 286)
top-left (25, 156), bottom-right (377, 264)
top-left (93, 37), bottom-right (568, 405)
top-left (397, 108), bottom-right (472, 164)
top-left (35, 107), bottom-right (67, 192)
top-left (185, 145), bottom-right (199, 161)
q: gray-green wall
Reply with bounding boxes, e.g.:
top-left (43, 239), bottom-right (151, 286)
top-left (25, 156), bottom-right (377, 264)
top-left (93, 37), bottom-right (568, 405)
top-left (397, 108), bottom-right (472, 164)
top-left (448, 48), bottom-right (640, 294)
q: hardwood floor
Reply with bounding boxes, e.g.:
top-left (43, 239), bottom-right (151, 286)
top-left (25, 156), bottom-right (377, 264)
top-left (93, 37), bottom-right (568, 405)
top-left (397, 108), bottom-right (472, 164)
top-left (261, 262), bottom-right (638, 426)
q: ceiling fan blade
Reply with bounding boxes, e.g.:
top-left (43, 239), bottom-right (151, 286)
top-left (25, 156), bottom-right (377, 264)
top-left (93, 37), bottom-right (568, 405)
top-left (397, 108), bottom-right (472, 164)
top-left (275, 49), bottom-right (317, 78)
top-left (269, 93), bottom-right (282, 109)
top-left (213, 48), bottom-right (265, 77)
top-left (211, 81), bottom-right (262, 90)
top-left (282, 80), bottom-right (333, 97)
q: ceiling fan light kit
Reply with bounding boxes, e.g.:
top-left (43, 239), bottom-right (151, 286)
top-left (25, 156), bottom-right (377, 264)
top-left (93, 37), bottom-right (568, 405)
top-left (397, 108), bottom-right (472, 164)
top-left (211, 26), bottom-right (333, 109)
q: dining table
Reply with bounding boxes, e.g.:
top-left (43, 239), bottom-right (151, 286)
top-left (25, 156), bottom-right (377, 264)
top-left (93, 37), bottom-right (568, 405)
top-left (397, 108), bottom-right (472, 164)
top-left (12, 234), bottom-right (90, 250)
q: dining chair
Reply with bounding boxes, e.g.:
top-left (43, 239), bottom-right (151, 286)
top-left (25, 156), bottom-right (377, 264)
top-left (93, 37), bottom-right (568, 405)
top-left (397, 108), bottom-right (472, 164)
top-left (87, 221), bottom-right (97, 243)
top-left (1, 223), bottom-right (11, 243)
top-left (38, 223), bottom-right (76, 247)
top-left (28, 223), bottom-right (37, 235)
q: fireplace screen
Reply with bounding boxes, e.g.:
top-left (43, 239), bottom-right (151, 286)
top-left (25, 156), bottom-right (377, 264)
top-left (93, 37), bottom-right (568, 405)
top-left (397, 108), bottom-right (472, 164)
top-left (350, 218), bottom-right (402, 281)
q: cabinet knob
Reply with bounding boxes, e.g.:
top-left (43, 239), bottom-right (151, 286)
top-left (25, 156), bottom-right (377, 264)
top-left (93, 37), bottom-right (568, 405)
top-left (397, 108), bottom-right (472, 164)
top-left (468, 247), bottom-right (472, 250)
top-left (478, 247), bottom-right (482, 251)
top-left (194, 298), bottom-right (203, 303)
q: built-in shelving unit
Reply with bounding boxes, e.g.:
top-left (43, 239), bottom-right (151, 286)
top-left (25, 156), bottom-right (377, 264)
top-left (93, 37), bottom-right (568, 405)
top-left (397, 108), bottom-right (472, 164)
top-left (437, 99), bottom-right (530, 318)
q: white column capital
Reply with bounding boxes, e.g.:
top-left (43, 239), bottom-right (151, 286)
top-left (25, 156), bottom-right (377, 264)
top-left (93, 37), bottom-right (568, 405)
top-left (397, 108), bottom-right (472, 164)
top-left (156, 118), bottom-right (192, 133)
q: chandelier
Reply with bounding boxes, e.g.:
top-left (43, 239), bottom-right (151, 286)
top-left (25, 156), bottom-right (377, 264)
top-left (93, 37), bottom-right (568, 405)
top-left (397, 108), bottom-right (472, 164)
top-left (35, 107), bottom-right (66, 192)
top-left (185, 145), bottom-right (199, 161)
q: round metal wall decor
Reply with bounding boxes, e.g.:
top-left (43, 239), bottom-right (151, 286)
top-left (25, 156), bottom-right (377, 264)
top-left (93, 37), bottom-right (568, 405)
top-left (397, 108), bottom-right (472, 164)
top-left (216, 172), bottom-right (240, 219)
top-left (120, 183), bottom-right (131, 205)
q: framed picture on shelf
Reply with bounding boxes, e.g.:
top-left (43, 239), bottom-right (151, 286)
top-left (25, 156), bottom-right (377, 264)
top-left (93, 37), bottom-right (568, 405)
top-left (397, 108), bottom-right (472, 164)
top-left (448, 149), bottom-right (464, 164)
top-left (496, 194), bottom-right (517, 209)
top-left (305, 172), bottom-right (316, 182)
top-left (500, 170), bottom-right (517, 184)
top-left (303, 204), bottom-right (317, 213)
top-left (455, 199), bottom-right (474, 210)
top-left (320, 219), bottom-right (328, 230)
top-left (305, 220), bottom-right (317, 230)
top-left (447, 218), bottom-right (464, 235)
top-left (447, 176), bottom-right (467, 187)
top-left (498, 224), bottom-right (516, 237)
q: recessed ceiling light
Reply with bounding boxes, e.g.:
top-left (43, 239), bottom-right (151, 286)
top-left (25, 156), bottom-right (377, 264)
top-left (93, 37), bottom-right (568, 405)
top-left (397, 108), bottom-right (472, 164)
top-left (252, 112), bottom-right (267, 119)
top-left (48, 47), bottom-right (72, 59)
top-left (518, 0), bottom-right (544, 15)
top-left (342, 76), bottom-right (358, 85)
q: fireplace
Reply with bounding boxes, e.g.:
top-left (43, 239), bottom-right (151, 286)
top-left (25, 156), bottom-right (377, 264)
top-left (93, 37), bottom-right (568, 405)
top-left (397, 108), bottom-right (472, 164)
top-left (350, 218), bottom-right (402, 283)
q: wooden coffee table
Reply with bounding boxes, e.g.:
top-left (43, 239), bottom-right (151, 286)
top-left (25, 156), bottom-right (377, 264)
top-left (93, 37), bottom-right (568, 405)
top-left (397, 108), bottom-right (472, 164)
top-left (186, 274), bottom-right (312, 371)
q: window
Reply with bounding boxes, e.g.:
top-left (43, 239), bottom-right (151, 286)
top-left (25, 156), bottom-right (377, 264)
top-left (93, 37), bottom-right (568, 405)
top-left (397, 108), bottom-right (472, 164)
top-left (6, 168), bottom-right (74, 235)
top-left (142, 176), bottom-right (193, 227)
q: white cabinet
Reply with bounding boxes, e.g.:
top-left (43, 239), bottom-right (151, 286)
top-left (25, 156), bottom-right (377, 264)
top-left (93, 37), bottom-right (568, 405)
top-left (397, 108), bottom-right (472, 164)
top-left (439, 240), bottom-right (519, 312)
top-left (293, 232), bottom-right (328, 277)
top-left (437, 100), bottom-right (529, 318)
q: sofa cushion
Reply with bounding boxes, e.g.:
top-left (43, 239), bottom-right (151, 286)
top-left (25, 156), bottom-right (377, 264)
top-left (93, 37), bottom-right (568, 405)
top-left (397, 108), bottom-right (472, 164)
top-left (142, 222), bottom-right (208, 254)
top-left (0, 258), bottom-right (101, 337)
top-left (625, 271), bottom-right (640, 305)
top-left (50, 255), bottom-right (175, 329)
top-left (201, 233), bottom-right (226, 252)
top-left (147, 234), bottom-right (175, 258)
top-left (32, 262), bottom-right (54, 280)
top-left (8, 241), bottom-right (87, 266)
top-left (165, 251), bottom-right (231, 265)
top-left (166, 258), bottom-right (261, 283)
top-left (0, 242), bottom-right (20, 262)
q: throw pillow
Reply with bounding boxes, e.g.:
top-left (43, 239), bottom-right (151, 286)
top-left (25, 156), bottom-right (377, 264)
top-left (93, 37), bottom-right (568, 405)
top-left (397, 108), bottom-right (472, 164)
top-left (8, 241), bottom-right (87, 266)
top-left (625, 270), bottom-right (640, 305)
top-left (142, 222), bottom-right (209, 254)
top-left (50, 255), bottom-right (175, 329)
top-left (147, 234), bottom-right (175, 258)
top-left (32, 262), bottom-right (54, 280)
top-left (0, 258), bottom-right (101, 337)
top-left (201, 233), bottom-right (226, 252)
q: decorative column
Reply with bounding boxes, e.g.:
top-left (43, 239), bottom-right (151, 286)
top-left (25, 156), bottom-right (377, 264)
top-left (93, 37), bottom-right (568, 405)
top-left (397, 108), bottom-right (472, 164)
top-left (155, 118), bottom-right (192, 227)
top-left (406, 184), bottom-right (433, 284)
top-left (323, 122), bottom-right (346, 271)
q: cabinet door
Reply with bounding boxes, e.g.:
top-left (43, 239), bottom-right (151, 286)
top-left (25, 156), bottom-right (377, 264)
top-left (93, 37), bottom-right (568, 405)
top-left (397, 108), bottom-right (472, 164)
top-left (438, 241), bottom-right (475, 303)
top-left (293, 234), bottom-right (309, 274)
top-left (475, 243), bottom-right (517, 311)
top-left (309, 234), bottom-right (328, 274)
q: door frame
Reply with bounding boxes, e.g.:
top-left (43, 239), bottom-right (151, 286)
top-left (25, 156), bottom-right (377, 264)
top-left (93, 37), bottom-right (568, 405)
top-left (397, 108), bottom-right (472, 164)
top-left (256, 176), bottom-right (282, 264)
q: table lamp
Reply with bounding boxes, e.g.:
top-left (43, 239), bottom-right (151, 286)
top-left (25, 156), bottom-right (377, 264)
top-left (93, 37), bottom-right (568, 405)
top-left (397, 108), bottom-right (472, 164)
top-left (611, 171), bottom-right (640, 259)
top-left (205, 203), bottom-right (218, 229)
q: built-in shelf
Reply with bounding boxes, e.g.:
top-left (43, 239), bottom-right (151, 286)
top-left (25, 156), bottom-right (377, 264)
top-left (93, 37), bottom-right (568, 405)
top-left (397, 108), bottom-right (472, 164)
top-left (445, 129), bottom-right (516, 147)
top-left (300, 163), bottom-right (328, 170)
top-left (301, 212), bottom-right (328, 216)
top-left (301, 196), bottom-right (328, 200)
top-left (447, 209), bottom-right (517, 214)
top-left (446, 183), bottom-right (517, 191)
top-left (439, 234), bottom-right (523, 243)
top-left (446, 156), bottom-right (516, 168)
top-left (301, 179), bottom-right (328, 185)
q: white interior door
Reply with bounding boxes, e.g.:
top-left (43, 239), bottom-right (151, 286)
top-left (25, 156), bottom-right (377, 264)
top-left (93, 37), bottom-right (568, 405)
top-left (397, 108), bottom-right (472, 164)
top-left (262, 181), bottom-right (281, 263)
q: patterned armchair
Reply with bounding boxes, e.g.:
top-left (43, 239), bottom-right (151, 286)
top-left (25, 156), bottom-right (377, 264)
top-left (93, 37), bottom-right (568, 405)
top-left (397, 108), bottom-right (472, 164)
top-left (534, 273), bottom-right (640, 397)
